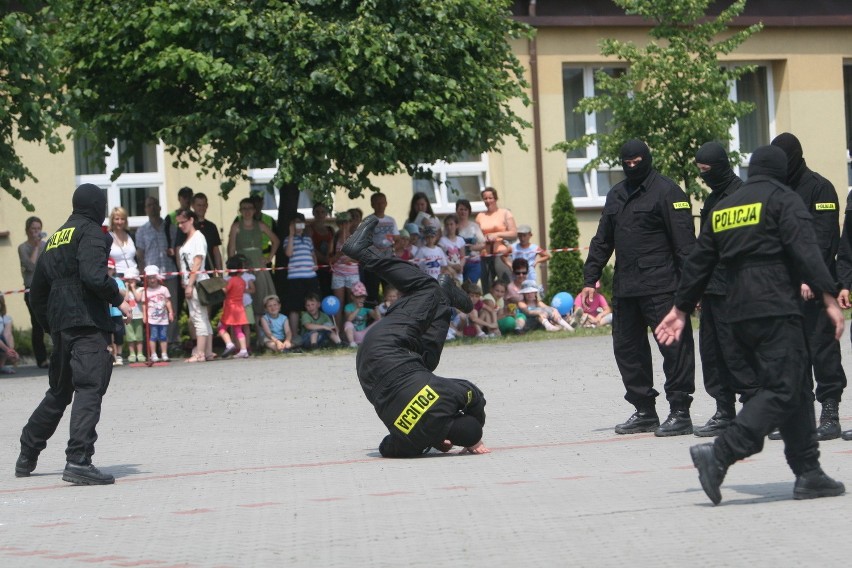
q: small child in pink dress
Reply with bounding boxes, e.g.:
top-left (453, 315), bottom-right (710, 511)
top-left (141, 265), bottom-right (174, 362)
top-left (219, 256), bottom-right (250, 358)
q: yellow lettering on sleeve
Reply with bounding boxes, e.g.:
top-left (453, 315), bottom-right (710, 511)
top-left (672, 202), bottom-right (691, 210)
top-left (394, 386), bottom-right (440, 434)
top-left (815, 203), bottom-right (836, 211)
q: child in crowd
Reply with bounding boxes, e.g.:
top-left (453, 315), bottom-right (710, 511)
top-left (0, 293), bottom-right (19, 374)
top-left (413, 225), bottom-right (447, 280)
top-left (107, 258), bottom-right (127, 366)
top-left (463, 282), bottom-right (499, 337)
top-left (445, 308), bottom-right (465, 341)
top-left (506, 258), bottom-right (529, 305)
top-left (259, 294), bottom-right (294, 353)
top-left (403, 222), bottom-right (422, 249)
top-left (122, 267), bottom-right (145, 363)
top-left (375, 286), bottom-right (400, 319)
top-left (482, 279), bottom-right (525, 335)
top-left (343, 281), bottom-right (376, 348)
top-left (502, 224), bottom-right (550, 283)
top-left (300, 292), bottom-right (341, 349)
top-left (572, 281), bottom-right (613, 328)
top-left (282, 212), bottom-right (321, 339)
top-left (219, 256), bottom-right (250, 359)
top-left (329, 211), bottom-right (359, 329)
top-left (439, 214), bottom-right (466, 283)
top-left (518, 280), bottom-right (574, 332)
top-left (141, 265), bottom-right (174, 362)
top-left (392, 229), bottom-right (418, 261)
top-left (237, 255), bottom-right (257, 345)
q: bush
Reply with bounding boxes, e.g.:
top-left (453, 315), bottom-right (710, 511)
top-left (546, 182), bottom-right (585, 303)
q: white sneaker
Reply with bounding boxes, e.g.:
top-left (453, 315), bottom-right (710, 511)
top-left (349, 342), bottom-right (358, 348)
top-left (150, 354), bottom-right (160, 363)
top-left (114, 355), bottom-right (124, 366)
top-left (234, 350), bottom-right (249, 359)
top-left (161, 354), bottom-right (170, 362)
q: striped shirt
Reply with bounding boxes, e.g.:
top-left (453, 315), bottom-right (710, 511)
top-left (283, 235), bottom-right (317, 279)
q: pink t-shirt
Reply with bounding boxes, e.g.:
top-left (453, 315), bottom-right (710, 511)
top-left (142, 286), bottom-right (172, 326)
top-left (580, 292), bottom-right (609, 315)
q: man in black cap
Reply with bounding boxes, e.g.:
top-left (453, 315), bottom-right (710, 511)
top-left (771, 132), bottom-right (845, 440)
top-left (656, 145), bottom-right (845, 505)
top-left (343, 216), bottom-right (489, 457)
top-left (15, 183), bottom-right (132, 485)
top-left (692, 142), bottom-right (744, 437)
top-left (582, 139), bottom-right (697, 437)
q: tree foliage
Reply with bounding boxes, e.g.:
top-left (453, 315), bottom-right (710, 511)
top-left (53, 0), bottom-right (531, 204)
top-left (0, 6), bottom-right (67, 211)
top-left (545, 182), bottom-right (584, 303)
top-left (553, 0), bottom-right (761, 197)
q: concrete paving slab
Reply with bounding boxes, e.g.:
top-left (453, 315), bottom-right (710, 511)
top-left (1, 332), bottom-right (850, 567)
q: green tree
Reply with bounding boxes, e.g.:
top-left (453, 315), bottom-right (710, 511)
top-left (545, 182), bottom-right (584, 303)
top-left (553, 0), bottom-right (761, 197)
top-left (53, 0), bottom-right (531, 210)
top-left (1, 4), bottom-right (67, 211)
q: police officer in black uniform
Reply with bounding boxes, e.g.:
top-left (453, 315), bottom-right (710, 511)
top-left (836, 187), bottom-right (852, 441)
top-left (15, 183), bottom-right (131, 485)
top-left (770, 132), bottom-right (845, 440)
top-left (693, 142), bottom-right (745, 437)
top-left (656, 145), bottom-right (845, 504)
top-left (343, 215), bottom-right (489, 457)
top-left (582, 139), bottom-right (696, 436)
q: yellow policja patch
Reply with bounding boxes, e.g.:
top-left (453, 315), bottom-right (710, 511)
top-left (815, 203), bottom-right (836, 211)
top-left (672, 202), bottom-right (690, 210)
top-left (45, 228), bottom-right (75, 251)
top-left (394, 386), bottom-right (440, 434)
top-left (712, 203), bottom-right (762, 233)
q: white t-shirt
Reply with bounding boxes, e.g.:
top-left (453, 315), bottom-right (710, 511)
top-left (109, 233), bottom-right (138, 276)
top-left (414, 245), bottom-right (447, 280)
top-left (179, 231), bottom-right (209, 285)
top-left (372, 215), bottom-right (399, 249)
top-left (0, 314), bottom-right (11, 337)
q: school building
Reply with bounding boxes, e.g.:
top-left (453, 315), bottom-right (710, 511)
top-left (2, 0), bottom-right (852, 324)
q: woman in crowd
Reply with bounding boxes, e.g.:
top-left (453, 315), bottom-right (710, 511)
top-left (177, 208), bottom-right (215, 363)
top-left (227, 198), bottom-right (280, 326)
top-left (108, 207), bottom-right (138, 277)
top-left (309, 202), bottom-right (335, 299)
top-left (17, 216), bottom-right (48, 368)
top-left (475, 187), bottom-right (517, 294)
top-left (455, 199), bottom-right (485, 287)
top-left (407, 192), bottom-right (441, 235)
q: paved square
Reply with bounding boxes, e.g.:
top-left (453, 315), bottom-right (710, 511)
top-left (1, 332), bottom-right (850, 567)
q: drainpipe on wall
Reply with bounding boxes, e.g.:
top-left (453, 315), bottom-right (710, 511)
top-left (527, 0), bottom-right (548, 285)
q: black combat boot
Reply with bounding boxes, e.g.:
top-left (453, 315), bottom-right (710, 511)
top-left (614, 407), bottom-right (659, 434)
top-left (690, 443), bottom-right (728, 505)
top-left (842, 429), bottom-right (852, 441)
top-left (438, 274), bottom-right (473, 313)
top-left (793, 468), bottom-right (845, 500)
top-left (815, 399), bottom-right (841, 441)
top-left (341, 215), bottom-right (379, 260)
top-left (693, 407), bottom-right (735, 438)
top-left (62, 462), bottom-right (115, 485)
top-left (655, 409), bottom-right (693, 437)
top-left (768, 428), bottom-right (782, 440)
top-left (14, 452), bottom-right (38, 478)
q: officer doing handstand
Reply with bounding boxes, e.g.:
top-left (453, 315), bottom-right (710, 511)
top-left (342, 215), bottom-right (489, 457)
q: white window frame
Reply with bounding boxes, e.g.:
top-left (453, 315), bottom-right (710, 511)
top-left (727, 63), bottom-right (776, 177)
top-left (247, 165), bottom-right (319, 220)
top-left (413, 154), bottom-right (489, 215)
top-left (563, 66), bottom-right (626, 210)
top-left (74, 140), bottom-right (167, 228)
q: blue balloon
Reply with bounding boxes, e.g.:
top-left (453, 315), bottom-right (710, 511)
top-left (551, 292), bottom-right (574, 316)
top-left (321, 295), bottom-right (341, 316)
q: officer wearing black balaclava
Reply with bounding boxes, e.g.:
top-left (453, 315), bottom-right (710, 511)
top-left (692, 142), bottom-right (744, 437)
top-left (582, 139), bottom-right (697, 437)
top-left (657, 145), bottom-right (845, 504)
top-left (15, 184), bottom-right (132, 485)
top-left (771, 132), bottom-right (845, 441)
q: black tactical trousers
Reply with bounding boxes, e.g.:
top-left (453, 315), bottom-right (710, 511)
top-left (698, 294), bottom-right (737, 413)
top-left (612, 293), bottom-right (695, 411)
top-left (802, 299), bottom-right (847, 403)
top-left (20, 327), bottom-right (113, 465)
top-left (23, 292), bottom-right (48, 366)
top-left (715, 316), bottom-right (820, 475)
top-left (356, 250), bottom-right (451, 403)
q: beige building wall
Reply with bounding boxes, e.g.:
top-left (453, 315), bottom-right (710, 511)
top-left (3, 25), bottom-right (852, 328)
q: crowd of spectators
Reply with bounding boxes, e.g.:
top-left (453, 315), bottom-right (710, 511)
top-left (8, 186), bottom-right (608, 369)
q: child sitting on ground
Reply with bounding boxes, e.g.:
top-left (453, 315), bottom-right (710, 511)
top-left (141, 265), bottom-right (174, 362)
top-left (343, 281), bottom-right (376, 348)
top-left (300, 292), bottom-right (342, 349)
top-left (482, 279), bottom-right (525, 335)
top-left (375, 286), bottom-right (400, 319)
top-left (462, 282), bottom-right (497, 338)
top-left (518, 280), bottom-right (574, 332)
top-left (572, 281), bottom-right (613, 328)
top-left (259, 294), bottom-right (294, 353)
top-left (123, 267), bottom-right (145, 363)
top-left (0, 293), bottom-right (20, 374)
top-left (219, 255), bottom-right (250, 358)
